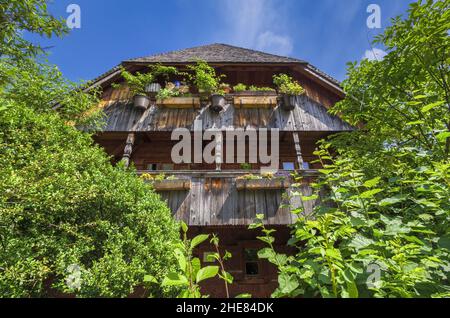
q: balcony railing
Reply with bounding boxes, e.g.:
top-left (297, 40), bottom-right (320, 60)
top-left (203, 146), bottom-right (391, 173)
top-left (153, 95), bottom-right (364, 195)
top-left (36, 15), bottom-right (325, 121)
top-left (137, 169), bottom-right (321, 226)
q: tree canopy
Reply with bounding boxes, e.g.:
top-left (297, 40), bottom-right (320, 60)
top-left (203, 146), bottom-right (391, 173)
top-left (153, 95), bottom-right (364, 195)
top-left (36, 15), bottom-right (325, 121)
top-left (0, 2), bottom-right (181, 298)
top-left (253, 0), bottom-right (450, 298)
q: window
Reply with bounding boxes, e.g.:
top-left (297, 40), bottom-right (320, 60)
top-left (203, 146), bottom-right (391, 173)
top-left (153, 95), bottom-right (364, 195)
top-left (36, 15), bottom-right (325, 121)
top-left (282, 162), bottom-right (295, 171)
top-left (244, 249), bottom-right (259, 276)
top-left (302, 162), bottom-right (310, 170)
top-left (161, 163), bottom-right (174, 171)
top-left (147, 163), bottom-right (157, 171)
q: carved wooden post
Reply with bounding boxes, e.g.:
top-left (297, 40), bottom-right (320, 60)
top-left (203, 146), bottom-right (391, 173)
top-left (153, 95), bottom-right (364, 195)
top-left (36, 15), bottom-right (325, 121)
top-left (292, 132), bottom-right (304, 170)
top-left (122, 133), bottom-right (135, 168)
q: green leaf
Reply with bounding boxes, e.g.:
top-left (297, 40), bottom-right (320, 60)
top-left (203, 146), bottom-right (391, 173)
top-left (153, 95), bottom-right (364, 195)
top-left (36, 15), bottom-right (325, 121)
top-left (379, 196), bottom-right (405, 206)
top-left (180, 221), bottom-right (188, 233)
top-left (363, 177), bottom-right (381, 188)
top-left (161, 272), bottom-right (189, 287)
top-left (348, 234), bottom-right (375, 250)
top-left (421, 100), bottom-right (445, 112)
top-left (219, 271), bottom-right (234, 284)
top-left (235, 293), bottom-right (252, 298)
top-left (191, 257), bottom-right (201, 277)
top-left (346, 280), bottom-right (359, 298)
top-left (406, 120), bottom-right (425, 126)
top-left (278, 273), bottom-right (299, 295)
top-left (196, 266), bottom-right (219, 283)
top-left (190, 234), bottom-right (209, 249)
top-left (174, 248), bottom-right (186, 272)
top-left (301, 194), bottom-right (319, 201)
top-left (258, 248), bottom-right (276, 259)
top-left (325, 248), bottom-right (342, 260)
top-left (143, 275), bottom-right (157, 283)
top-left (257, 236), bottom-right (275, 245)
top-left (360, 188), bottom-right (383, 198)
top-left (436, 131), bottom-right (450, 142)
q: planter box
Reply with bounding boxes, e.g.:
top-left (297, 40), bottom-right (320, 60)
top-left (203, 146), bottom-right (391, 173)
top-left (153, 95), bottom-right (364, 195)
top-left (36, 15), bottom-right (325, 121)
top-left (233, 91), bottom-right (276, 96)
top-left (152, 179), bottom-right (191, 191)
top-left (157, 97), bottom-right (201, 108)
top-left (236, 178), bottom-right (289, 191)
top-left (233, 95), bottom-right (277, 108)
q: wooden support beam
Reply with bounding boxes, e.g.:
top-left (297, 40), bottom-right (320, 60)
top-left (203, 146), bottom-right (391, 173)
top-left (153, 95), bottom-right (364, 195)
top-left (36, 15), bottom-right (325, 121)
top-left (292, 132), bottom-right (304, 170)
top-left (122, 133), bottom-right (135, 168)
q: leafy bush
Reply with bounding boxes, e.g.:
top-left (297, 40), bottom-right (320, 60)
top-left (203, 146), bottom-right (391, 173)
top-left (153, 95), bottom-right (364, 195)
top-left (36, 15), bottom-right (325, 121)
top-left (252, 0), bottom-right (450, 298)
top-left (146, 222), bottom-right (234, 298)
top-left (115, 64), bottom-right (180, 96)
top-left (0, 60), bottom-right (182, 298)
top-left (187, 60), bottom-right (225, 94)
top-left (233, 83), bottom-right (247, 92)
top-left (248, 85), bottom-right (276, 92)
top-left (114, 67), bottom-right (155, 96)
top-left (273, 74), bottom-right (305, 95)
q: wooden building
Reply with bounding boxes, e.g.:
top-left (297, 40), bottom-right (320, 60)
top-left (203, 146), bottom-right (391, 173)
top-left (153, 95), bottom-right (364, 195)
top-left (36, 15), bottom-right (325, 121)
top-left (88, 44), bottom-right (352, 297)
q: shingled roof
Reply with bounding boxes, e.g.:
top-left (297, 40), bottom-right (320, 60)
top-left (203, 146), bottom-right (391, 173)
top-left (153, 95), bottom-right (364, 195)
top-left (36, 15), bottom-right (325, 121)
top-left (125, 43), bottom-right (306, 64)
top-left (86, 43), bottom-right (342, 93)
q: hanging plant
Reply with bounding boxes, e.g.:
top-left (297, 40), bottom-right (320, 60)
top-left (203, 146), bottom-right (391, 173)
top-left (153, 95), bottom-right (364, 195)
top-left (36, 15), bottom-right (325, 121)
top-left (273, 73), bottom-right (305, 111)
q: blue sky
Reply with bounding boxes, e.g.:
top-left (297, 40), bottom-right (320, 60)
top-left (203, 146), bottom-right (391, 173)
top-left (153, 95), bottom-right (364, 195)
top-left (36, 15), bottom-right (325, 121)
top-left (28, 0), bottom-right (415, 83)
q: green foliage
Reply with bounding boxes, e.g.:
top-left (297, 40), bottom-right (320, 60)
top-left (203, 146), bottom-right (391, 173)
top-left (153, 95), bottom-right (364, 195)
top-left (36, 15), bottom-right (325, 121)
top-left (149, 225), bottom-right (236, 298)
top-left (232, 83), bottom-right (276, 93)
top-left (233, 83), bottom-right (247, 92)
top-left (150, 64), bottom-right (180, 82)
top-left (252, 0), bottom-right (450, 298)
top-left (248, 85), bottom-right (276, 92)
top-left (115, 67), bottom-right (155, 96)
top-left (187, 60), bottom-right (225, 95)
top-left (0, 59), bottom-right (181, 298)
top-left (0, 0), bottom-right (67, 62)
top-left (273, 74), bottom-right (305, 95)
top-left (210, 234), bottom-right (233, 298)
top-left (240, 163), bottom-right (252, 170)
top-left (155, 82), bottom-right (191, 100)
top-left (114, 64), bottom-right (181, 96)
top-left (154, 223), bottom-right (218, 298)
top-left (333, 0), bottom-right (450, 158)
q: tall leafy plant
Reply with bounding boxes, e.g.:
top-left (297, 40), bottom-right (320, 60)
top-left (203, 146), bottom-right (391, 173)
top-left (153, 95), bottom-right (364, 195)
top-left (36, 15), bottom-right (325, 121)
top-left (187, 60), bottom-right (225, 95)
top-left (251, 0), bottom-right (450, 298)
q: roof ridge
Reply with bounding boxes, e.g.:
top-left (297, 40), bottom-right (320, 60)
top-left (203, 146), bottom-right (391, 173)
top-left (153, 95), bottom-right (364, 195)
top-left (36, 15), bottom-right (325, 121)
top-left (124, 43), bottom-right (305, 64)
top-left (210, 43), bottom-right (303, 62)
top-left (126, 43), bottom-right (217, 63)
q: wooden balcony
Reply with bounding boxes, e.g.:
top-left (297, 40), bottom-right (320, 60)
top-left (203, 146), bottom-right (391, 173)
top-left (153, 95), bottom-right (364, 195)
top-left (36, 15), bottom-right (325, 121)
top-left (138, 170), bottom-right (321, 226)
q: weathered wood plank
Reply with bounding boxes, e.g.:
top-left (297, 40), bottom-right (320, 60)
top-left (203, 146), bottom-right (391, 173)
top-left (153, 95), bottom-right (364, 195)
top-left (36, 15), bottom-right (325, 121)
top-left (148, 173), bottom-right (322, 226)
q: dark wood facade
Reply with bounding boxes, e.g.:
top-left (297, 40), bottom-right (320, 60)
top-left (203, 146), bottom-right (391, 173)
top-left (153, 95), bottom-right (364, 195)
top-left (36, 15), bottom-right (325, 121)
top-left (89, 44), bottom-right (351, 297)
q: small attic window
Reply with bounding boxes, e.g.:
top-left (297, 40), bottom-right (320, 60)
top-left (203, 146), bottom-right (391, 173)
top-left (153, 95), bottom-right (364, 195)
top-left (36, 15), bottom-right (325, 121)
top-left (244, 249), bottom-right (259, 276)
top-left (282, 162), bottom-right (295, 171)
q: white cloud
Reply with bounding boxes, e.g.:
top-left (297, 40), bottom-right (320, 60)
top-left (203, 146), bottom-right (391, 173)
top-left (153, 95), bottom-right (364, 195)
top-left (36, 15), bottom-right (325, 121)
top-left (363, 48), bottom-right (387, 61)
top-left (256, 31), bottom-right (293, 56)
top-left (218, 0), bottom-right (294, 56)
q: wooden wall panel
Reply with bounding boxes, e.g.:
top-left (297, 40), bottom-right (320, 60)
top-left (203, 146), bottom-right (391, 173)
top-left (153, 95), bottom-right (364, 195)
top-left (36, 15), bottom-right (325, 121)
top-left (157, 174), bottom-right (322, 226)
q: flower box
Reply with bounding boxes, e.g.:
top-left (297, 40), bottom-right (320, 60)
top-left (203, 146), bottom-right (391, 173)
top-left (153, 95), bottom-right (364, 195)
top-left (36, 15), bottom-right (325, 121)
top-left (157, 97), bottom-right (201, 108)
top-left (233, 94), bottom-right (278, 108)
top-left (235, 178), bottom-right (289, 191)
top-left (152, 179), bottom-right (191, 191)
